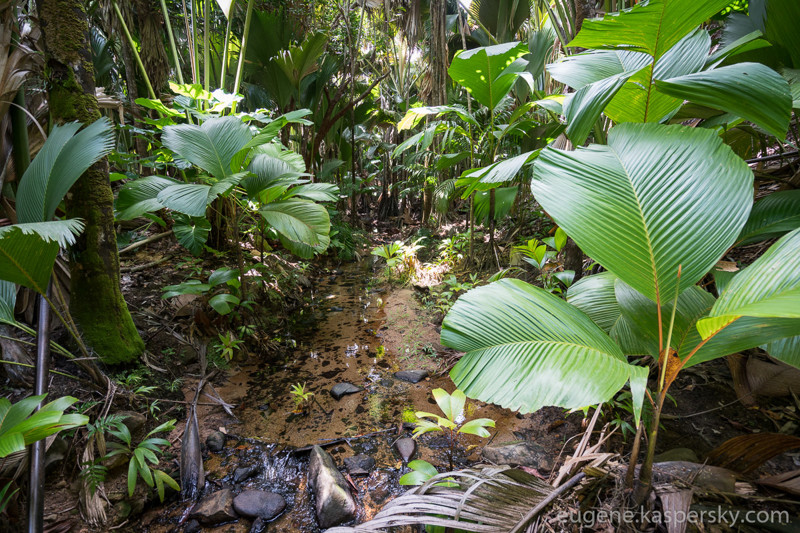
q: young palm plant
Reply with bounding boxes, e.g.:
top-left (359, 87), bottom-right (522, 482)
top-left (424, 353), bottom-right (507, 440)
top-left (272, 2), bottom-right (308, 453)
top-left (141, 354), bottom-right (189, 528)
top-left (440, 122), bottom-right (800, 501)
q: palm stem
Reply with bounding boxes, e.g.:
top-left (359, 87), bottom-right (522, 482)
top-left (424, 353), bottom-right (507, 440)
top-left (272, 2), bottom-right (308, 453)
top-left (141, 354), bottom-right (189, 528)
top-left (231, 0), bottom-right (255, 113)
top-left (111, 0), bottom-right (157, 100)
top-left (160, 0), bottom-right (185, 84)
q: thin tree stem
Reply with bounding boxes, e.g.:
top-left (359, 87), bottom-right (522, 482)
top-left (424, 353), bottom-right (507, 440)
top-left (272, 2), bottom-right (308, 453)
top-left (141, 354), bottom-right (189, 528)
top-left (231, 0), bottom-right (255, 113)
top-left (111, 0), bottom-right (157, 100)
top-left (160, 0), bottom-right (185, 84)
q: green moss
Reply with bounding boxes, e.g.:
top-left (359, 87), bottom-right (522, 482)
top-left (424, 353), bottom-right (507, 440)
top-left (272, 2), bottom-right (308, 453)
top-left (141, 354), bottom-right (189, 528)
top-left (40, 0), bottom-right (144, 364)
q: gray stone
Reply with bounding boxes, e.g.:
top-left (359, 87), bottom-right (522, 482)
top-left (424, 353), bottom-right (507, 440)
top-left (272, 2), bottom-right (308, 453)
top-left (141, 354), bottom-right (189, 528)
top-left (330, 382), bottom-right (363, 400)
top-left (233, 465), bottom-right (260, 484)
top-left (654, 448), bottom-right (699, 464)
top-left (394, 370), bottom-right (428, 383)
top-left (249, 516), bottom-right (266, 533)
top-left (308, 445), bottom-right (357, 529)
top-left (233, 490), bottom-right (286, 520)
top-left (393, 437), bottom-right (417, 463)
top-left (189, 488), bottom-right (236, 525)
top-left (482, 441), bottom-right (554, 471)
top-left (118, 411), bottom-right (147, 436)
top-left (206, 430), bottom-right (226, 453)
top-left (653, 461), bottom-right (737, 493)
top-left (184, 519), bottom-right (201, 533)
top-left (344, 454), bottom-right (375, 476)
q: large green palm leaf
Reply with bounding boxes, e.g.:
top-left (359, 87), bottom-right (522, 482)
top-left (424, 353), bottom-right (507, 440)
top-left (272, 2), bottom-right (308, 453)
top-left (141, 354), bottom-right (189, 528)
top-left (0, 221), bottom-right (84, 293)
top-left (17, 119), bottom-right (114, 224)
top-left (531, 123), bottom-right (753, 303)
top-left (161, 117), bottom-right (252, 179)
top-left (696, 229), bottom-right (800, 367)
top-left (448, 42), bottom-right (528, 112)
top-left (442, 279), bottom-right (647, 417)
top-left (568, 0), bottom-right (730, 59)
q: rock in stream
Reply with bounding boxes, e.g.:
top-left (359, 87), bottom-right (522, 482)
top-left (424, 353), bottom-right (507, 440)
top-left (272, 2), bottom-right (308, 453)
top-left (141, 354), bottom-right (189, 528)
top-left (189, 488), bottom-right (236, 525)
top-left (233, 490), bottom-right (286, 520)
top-left (308, 445), bottom-right (357, 528)
top-left (330, 382), bottom-right (364, 400)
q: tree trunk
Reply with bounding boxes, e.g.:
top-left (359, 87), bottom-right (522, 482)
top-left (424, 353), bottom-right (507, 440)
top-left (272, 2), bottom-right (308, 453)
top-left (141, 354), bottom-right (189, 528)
top-left (37, 0), bottom-right (144, 364)
top-left (430, 0), bottom-right (448, 107)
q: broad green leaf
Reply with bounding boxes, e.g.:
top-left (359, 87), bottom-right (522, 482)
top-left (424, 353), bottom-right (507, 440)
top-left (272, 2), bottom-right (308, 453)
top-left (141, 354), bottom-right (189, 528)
top-left (567, 272), bottom-right (657, 356)
top-left (473, 187), bottom-right (517, 225)
top-left (115, 176), bottom-right (179, 220)
top-left (127, 459), bottom-right (137, 497)
top-left (398, 106), bottom-right (477, 130)
top-left (157, 184), bottom-right (212, 217)
top-left (457, 151), bottom-right (535, 197)
top-left (433, 389), bottom-right (465, 423)
top-left (568, 0), bottom-right (731, 60)
top-left (764, 336), bottom-right (800, 368)
top-left (436, 152), bottom-right (471, 171)
top-left (656, 63), bottom-right (792, 140)
top-left (563, 73), bottom-right (638, 145)
top-left (273, 32), bottom-right (327, 89)
top-left (260, 199), bottom-right (331, 258)
top-left (169, 82), bottom-right (214, 101)
top-left (172, 215), bottom-right (211, 256)
top-left (135, 98), bottom-right (183, 117)
top-left (157, 173), bottom-right (248, 216)
top-left (736, 190), bottom-right (800, 246)
top-left (604, 28), bottom-right (711, 125)
top-left (162, 117), bottom-right (252, 179)
top-left (208, 268), bottom-right (239, 287)
top-left (442, 279), bottom-right (643, 414)
top-left (282, 183), bottom-right (339, 202)
top-left (458, 418), bottom-right (495, 438)
top-left (260, 200), bottom-right (323, 246)
top-left (548, 50), bottom-right (652, 89)
top-left (532, 123), bottom-right (753, 303)
top-left (17, 119), bottom-right (114, 223)
top-left (696, 229), bottom-right (800, 360)
top-left (0, 221), bottom-right (84, 293)
top-left (448, 42), bottom-right (529, 111)
top-left (246, 153), bottom-right (307, 198)
top-left (208, 293), bottom-right (240, 315)
top-left (399, 460), bottom-right (439, 485)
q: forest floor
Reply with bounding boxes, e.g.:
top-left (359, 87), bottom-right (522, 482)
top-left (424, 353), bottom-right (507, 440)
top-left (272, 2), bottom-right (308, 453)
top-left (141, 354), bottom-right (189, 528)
top-left (10, 222), bottom-right (799, 532)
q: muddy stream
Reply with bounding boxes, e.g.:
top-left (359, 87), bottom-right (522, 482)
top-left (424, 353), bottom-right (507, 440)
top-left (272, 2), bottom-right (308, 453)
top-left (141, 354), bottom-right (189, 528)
top-left (141, 261), bottom-right (537, 532)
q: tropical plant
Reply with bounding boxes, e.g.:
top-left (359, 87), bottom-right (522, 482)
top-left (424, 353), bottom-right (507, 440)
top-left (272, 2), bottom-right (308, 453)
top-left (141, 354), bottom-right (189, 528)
top-left (289, 382), bottom-right (314, 413)
top-left (0, 395), bottom-right (88, 512)
top-left (513, 228), bottom-right (574, 293)
top-left (0, 395), bottom-right (88, 459)
top-left (162, 267), bottom-right (247, 316)
top-left (548, 0), bottom-right (792, 146)
top-left (412, 388), bottom-right (494, 469)
top-left (413, 388), bottom-right (495, 440)
top-left (440, 122), bottom-right (800, 500)
top-left (105, 419), bottom-right (179, 502)
top-left (117, 102), bottom-right (337, 258)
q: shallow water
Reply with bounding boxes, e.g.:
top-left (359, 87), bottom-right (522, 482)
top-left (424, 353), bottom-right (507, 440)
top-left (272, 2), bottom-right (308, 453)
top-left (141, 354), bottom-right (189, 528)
top-left (145, 261), bottom-right (464, 532)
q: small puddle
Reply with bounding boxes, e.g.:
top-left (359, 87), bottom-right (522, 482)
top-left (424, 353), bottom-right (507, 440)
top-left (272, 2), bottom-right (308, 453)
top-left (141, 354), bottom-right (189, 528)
top-left (144, 260), bottom-right (521, 532)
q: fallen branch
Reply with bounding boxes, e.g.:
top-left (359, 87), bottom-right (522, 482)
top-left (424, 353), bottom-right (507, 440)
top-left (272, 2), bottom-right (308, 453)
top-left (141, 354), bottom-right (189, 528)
top-left (119, 230), bottom-right (173, 255)
top-left (120, 254), bottom-right (174, 273)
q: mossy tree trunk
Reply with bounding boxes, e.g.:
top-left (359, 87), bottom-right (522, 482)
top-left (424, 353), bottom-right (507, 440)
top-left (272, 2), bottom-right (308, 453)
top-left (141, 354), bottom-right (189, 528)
top-left (37, 0), bottom-right (144, 364)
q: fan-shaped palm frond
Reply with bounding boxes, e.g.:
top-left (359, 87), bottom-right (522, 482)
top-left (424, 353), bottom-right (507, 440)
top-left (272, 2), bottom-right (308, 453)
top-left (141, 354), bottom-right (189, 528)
top-left (328, 465), bottom-right (554, 532)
